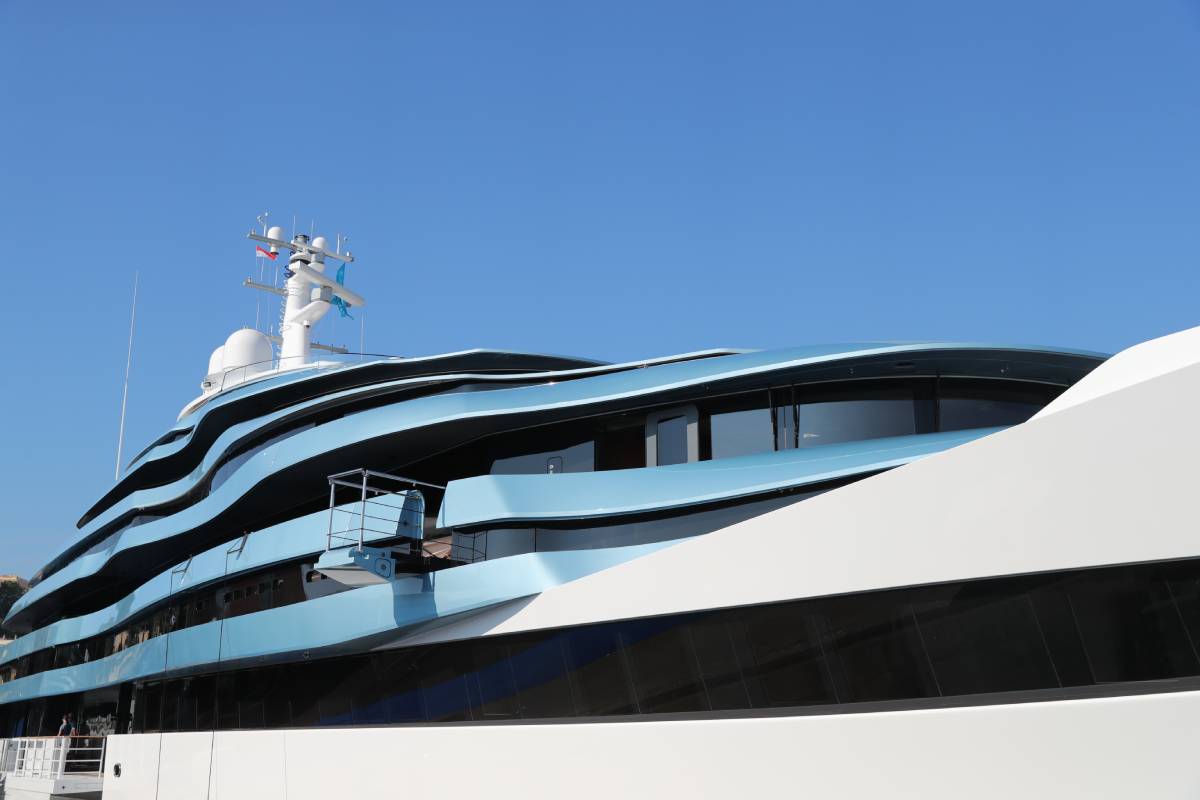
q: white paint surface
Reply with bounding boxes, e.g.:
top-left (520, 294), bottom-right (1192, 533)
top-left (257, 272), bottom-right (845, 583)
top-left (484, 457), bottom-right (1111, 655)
top-left (102, 689), bottom-right (1200, 799)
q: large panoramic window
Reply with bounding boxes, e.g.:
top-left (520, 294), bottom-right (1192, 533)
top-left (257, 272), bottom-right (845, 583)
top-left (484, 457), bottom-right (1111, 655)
top-left (937, 381), bottom-right (1056, 432)
top-left (797, 389), bottom-right (917, 448)
top-left (705, 393), bottom-right (774, 461)
top-left (113, 556), bottom-right (1200, 735)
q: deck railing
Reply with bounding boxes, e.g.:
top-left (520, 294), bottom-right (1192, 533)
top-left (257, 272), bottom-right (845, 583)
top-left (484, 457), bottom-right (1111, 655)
top-left (0, 735), bottom-right (106, 779)
top-left (325, 469), bottom-right (441, 552)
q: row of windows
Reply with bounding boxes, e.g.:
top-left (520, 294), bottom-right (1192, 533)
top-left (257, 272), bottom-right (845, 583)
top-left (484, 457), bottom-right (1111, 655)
top-left (27, 376), bottom-right (1062, 630)
top-left (124, 556), bottom-right (1200, 733)
top-left (0, 560), bottom-right (340, 685)
top-left (486, 378), bottom-right (1059, 475)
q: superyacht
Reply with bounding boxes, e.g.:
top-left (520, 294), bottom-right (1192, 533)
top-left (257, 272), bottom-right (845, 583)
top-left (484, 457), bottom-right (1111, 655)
top-left (1, 221), bottom-right (1198, 799)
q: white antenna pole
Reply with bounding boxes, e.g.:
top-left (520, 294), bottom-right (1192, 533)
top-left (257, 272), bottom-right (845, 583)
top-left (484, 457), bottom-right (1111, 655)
top-left (115, 270), bottom-right (139, 480)
top-left (359, 312), bottom-right (365, 360)
top-left (254, 213), bottom-right (269, 330)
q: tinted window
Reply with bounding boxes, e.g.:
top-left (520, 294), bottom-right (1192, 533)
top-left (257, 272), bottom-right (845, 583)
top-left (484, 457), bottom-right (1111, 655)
top-left (595, 421), bottom-right (646, 471)
top-left (623, 618), bottom-right (707, 713)
top-left (915, 589), bottom-right (1059, 695)
top-left (742, 605), bottom-right (835, 707)
top-left (1067, 573), bottom-right (1199, 682)
top-left (119, 557), bottom-right (1200, 734)
top-left (822, 596), bottom-right (936, 703)
top-left (708, 393), bottom-right (774, 461)
top-left (656, 415), bottom-right (688, 466)
top-left (938, 382), bottom-right (1052, 432)
top-left (491, 439), bottom-right (594, 474)
top-left (507, 637), bottom-right (576, 718)
top-left (797, 392), bottom-right (915, 448)
top-left (564, 625), bottom-right (637, 715)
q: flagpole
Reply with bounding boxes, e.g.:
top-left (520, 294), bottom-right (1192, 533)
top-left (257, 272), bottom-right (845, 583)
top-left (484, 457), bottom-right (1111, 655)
top-left (115, 271), bottom-right (139, 481)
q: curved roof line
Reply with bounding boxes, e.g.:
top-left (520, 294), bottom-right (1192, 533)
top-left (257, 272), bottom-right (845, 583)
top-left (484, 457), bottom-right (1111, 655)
top-left (53, 351), bottom-right (751, 582)
top-left (83, 348), bottom-right (744, 529)
top-left (10, 341), bottom-right (1103, 630)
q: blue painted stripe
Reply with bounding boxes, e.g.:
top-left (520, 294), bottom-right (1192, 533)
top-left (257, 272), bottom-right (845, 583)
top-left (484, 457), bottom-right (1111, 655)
top-left (125, 349), bottom-right (734, 476)
top-left (438, 428), bottom-right (998, 529)
top-left (0, 496), bottom-right (418, 669)
top-left (69, 350), bottom-right (748, 567)
top-left (0, 541), bottom-right (676, 703)
top-left (10, 341), bottom-right (1102, 626)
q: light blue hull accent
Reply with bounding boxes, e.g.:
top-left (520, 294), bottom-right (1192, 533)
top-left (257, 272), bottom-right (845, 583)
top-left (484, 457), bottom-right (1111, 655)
top-left (439, 428), bottom-right (999, 529)
top-left (0, 497), bottom-right (417, 668)
top-left (0, 540), bottom-right (677, 703)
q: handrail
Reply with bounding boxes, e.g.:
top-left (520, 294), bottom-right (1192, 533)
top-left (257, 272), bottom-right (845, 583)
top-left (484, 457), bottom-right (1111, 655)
top-left (0, 735), bottom-right (106, 779)
top-left (214, 352), bottom-right (400, 394)
top-left (326, 468), bottom-right (446, 492)
top-left (325, 469), bottom-right (438, 553)
top-left (322, 469), bottom-right (483, 564)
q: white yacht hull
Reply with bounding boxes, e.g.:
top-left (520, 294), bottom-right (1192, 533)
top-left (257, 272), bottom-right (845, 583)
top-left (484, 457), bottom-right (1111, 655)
top-left (103, 688), bottom-right (1200, 799)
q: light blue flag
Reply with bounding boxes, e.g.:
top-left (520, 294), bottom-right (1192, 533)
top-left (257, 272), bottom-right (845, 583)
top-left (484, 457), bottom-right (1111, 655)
top-left (332, 263), bottom-right (353, 319)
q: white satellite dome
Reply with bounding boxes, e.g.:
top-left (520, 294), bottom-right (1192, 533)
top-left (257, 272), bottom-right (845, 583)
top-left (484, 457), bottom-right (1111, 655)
top-left (207, 345), bottom-right (226, 376)
top-left (223, 328), bottom-right (274, 373)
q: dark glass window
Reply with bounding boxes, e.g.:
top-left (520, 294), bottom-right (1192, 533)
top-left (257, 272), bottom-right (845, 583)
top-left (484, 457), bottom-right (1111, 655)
top-left (689, 618), bottom-right (753, 710)
top-left (564, 625), bottom-right (637, 715)
top-left (797, 391), bottom-right (916, 448)
top-left (418, 648), bottom-right (472, 722)
top-left (137, 682), bottom-right (162, 733)
top-left (741, 605), bottom-right (835, 707)
top-left (655, 415), bottom-right (689, 466)
top-left (822, 596), bottom-right (937, 703)
top-left (1067, 573), bottom-right (1199, 682)
top-left (623, 618), bottom-right (707, 713)
top-left (938, 381), bottom-right (1055, 432)
top-left (914, 588), bottom-right (1059, 695)
top-left (489, 424), bottom-right (596, 475)
top-left (467, 642), bottom-right (520, 719)
top-left (507, 637), bottom-right (575, 718)
top-left (706, 393), bottom-right (774, 461)
top-left (374, 650), bottom-right (425, 723)
top-left (160, 680), bottom-right (181, 732)
top-left (102, 556), bottom-right (1200, 736)
top-left (595, 420), bottom-right (646, 471)
top-left (491, 440), bottom-right (594, 475)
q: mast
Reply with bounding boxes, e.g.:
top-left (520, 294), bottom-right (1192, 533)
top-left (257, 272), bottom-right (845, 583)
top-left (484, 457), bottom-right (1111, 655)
top-left (180, 217), bottom-right (365, 419)
top-left (246, 226), bottom-right (364, 366)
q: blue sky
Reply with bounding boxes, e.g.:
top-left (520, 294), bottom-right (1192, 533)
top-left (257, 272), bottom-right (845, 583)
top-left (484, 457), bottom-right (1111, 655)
top-left (1, 0), bottom-right (1198, 577)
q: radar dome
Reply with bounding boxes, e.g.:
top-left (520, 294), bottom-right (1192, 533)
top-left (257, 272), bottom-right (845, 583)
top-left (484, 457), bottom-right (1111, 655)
top-left (222, 329), bottom-right (274, 373)
top-left (207, 345), bottom-right (226, 375)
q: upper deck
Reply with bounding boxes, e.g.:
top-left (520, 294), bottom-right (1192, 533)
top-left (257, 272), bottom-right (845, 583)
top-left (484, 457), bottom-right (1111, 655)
top-left (5, 339), bottom-right (1104, 636)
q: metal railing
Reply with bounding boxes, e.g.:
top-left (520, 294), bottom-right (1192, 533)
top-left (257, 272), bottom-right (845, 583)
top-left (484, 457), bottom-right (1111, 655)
top-left (325, 469), bottom-right (441, 553)
top-left (213, 352), bottom-right (399, 395)
top-left (324, 469), bottom-right (485, 564)
top-left (0, 736), bottom-right (105, 779)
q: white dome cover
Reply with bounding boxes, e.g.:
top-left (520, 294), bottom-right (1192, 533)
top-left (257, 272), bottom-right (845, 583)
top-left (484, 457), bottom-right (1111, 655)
top-left (222, 329), bottom-right (274, 373)
top-left (207, 345), bottom-right (226, 376)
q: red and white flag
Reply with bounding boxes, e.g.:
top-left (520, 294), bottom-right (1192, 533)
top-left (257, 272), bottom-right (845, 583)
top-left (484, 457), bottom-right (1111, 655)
top-left (255, 245), bottom-right (278, 261)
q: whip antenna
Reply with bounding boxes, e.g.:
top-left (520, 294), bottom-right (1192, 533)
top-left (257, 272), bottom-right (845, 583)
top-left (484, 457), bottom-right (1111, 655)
top-left (114, 270), bottom-right (139, 480)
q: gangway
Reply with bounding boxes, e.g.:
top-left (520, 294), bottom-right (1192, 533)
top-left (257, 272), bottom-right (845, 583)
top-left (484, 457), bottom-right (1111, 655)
top-left (314, 469), bottom-right (478, 588)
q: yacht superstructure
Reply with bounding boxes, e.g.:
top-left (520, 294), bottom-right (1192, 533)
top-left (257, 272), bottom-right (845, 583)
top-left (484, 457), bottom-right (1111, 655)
top-left (2, 222), bottom-right (1198, 798)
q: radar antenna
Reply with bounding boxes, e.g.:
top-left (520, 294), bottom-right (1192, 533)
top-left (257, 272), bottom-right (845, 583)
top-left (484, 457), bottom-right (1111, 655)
top-left (245, 219), bottom-right (364, 366)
